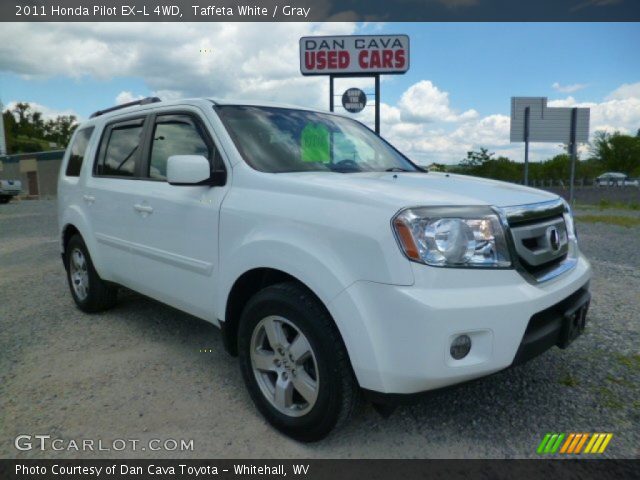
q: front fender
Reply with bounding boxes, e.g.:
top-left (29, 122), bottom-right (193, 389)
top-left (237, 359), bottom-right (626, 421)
top-left (217, 231), bottom-right (385, 389)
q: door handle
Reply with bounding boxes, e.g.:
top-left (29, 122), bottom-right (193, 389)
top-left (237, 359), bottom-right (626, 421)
top-left (83, 194), bottom-right (95, 204)
top-left (133, 204), bottom-right (154, 214)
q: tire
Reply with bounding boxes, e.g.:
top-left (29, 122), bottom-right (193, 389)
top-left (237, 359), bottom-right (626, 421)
top-left (65, 234), bottom-right (118, 312)
top-left (238, 281), bottom-right (358, 442)
top-left (0, 196), bottom-right (10, 204)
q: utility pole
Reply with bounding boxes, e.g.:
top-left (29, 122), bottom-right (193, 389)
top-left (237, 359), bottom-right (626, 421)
top-left (0, 99), bottom-right (7, 156)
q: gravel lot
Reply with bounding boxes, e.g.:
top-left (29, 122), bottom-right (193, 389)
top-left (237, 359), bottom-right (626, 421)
top-left (1, 199), bottom-right (638, 459)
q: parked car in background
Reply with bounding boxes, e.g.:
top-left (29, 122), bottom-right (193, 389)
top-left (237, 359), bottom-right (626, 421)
top-left (0, 179), bottom-right (22, 203)
top-left (595, 172), bottom-right (639, 187)
top-left (57, 97), bottom-right (592, 441)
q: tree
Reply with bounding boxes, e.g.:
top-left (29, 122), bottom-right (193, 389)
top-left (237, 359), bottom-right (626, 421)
top-left (2, 102), bottom-right (77, 154)
top-left (461, 147), bottom-right (494, 167)
top-left (589, 130), bottom-right (640, 176)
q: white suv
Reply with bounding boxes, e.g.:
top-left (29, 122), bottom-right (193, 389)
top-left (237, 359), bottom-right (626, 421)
top-left (58, 97), bottom-right (591, 441)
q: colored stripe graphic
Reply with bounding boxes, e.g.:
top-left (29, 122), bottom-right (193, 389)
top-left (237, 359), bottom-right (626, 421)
top-left (567, 433), bottom-right (583, 453)
top-left (585, 433), bottom-right (614, 454)
top-left (584, 433), bottom-right (599, 453)
top-left (538, 433), bottom-right (613, 454)
top-left (574, 433), bottom-right (589, 453)
top-left (537, 433), bottom-right (565, 454)
top-left (560, 433), bottom-right (575, 453)
top-left (537, 434), bottom-right (552, 454)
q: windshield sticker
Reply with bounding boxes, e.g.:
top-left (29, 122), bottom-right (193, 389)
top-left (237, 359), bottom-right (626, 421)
top-left (301, 123), bottom-right (330, 163)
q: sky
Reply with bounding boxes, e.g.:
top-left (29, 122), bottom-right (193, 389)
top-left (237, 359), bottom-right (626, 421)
top-left (0, 22), bottom-right (639, 164)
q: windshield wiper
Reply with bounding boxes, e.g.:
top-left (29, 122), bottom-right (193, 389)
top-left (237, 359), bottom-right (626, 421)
top-left (384, 167), bottom-right (410, 172)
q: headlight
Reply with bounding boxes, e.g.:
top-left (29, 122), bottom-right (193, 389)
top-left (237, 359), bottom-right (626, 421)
top-left (392, 206), bottom-right (511, 267)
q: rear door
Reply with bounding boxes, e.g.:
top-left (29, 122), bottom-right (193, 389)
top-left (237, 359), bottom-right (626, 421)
top-left (84, 116), bottom-right (150, 285)
top-left (126, 108), bottom-right (228, 321)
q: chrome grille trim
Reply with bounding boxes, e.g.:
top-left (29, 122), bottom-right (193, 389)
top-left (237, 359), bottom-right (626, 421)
top-left (500, 198), bottom-right (565, 225)
top-left (494, 198), bottom-right (577, 284)
top-left (510, 216), bottom-right (568, 267)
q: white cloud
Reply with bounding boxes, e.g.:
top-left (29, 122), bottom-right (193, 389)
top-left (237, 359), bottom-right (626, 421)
top-left (0, 22), bottom-right (357, 109)
top-left (1, 24), bottom-right (638, 165)
top-left (606, 82), bottom-right (640, 100)
top-left (384, 79), bottom-right (640, 165)
top-left (552, 82), bottom-right (588, 94)
top-left (115, 91), bottom-right (144, 105)
top-left (548, 90), bottom-right (640, 136)
top-left (397, 80), bottom-right (478, 123)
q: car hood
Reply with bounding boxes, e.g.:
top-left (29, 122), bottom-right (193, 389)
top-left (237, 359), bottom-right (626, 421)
top-left (278, 171), bottom-right (559, 209)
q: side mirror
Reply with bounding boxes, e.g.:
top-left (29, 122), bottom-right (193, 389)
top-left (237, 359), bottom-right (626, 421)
top-left (167, 155), bottom-right (211, 185)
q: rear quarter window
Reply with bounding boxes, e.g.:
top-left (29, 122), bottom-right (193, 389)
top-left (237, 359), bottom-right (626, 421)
top-left (65, 127), bottom-right (95, 177)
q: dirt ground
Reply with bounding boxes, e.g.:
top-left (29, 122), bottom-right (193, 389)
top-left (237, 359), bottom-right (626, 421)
top-left (1, 200), bottom-right (638, 459)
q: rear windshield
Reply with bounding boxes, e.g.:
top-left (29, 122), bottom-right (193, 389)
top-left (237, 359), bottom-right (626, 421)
top-left (215, 105), bottom-right (418, 174)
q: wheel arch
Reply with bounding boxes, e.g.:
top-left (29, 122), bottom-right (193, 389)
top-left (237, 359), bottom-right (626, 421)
top-left (59, 205), bottom-right (105, 275)
top-left (222, 267), bottom-right (327, 356)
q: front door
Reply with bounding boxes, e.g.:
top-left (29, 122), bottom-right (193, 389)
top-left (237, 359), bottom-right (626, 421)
top-left (128, 110), bottom-right (227, 321)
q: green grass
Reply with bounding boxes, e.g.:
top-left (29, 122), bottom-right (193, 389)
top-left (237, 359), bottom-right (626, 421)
top-left (576, 215), bottom-right (640, 228)
top-left (575, 200), bottom-right (640, 211)
top-left (597, 199), bottom-right (640, 210)
top-left (606, 375), bottom-right (634, 388)
top-left (616, 353), bottom-right (640, 371)
top-left (559, 374), bottom-right (579, 387)
top-left (597, 386), bottom-right (624, 410)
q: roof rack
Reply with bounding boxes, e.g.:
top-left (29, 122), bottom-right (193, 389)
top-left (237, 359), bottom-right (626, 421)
top-left (89, 96), bottom-right (161, 118)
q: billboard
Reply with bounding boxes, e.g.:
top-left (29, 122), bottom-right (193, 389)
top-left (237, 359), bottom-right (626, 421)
top-left (299, 34), bottom-right (410, 75)
top-left (510, 97), bottom-right (590, 144)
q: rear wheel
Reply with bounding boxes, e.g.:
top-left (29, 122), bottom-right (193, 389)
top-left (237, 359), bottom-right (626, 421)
top-left (0, 196), bottom-right (10, 204)
top-left (238, 282), bottom-right (358, 442)
top-left (65, 234), bottom-right (118, 312)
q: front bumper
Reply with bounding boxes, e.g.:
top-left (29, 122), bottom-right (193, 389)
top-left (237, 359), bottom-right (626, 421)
top-left (328, 254), bottom-right (592, 395)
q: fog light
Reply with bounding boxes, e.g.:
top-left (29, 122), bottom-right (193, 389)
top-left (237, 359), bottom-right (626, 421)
top-left (450, 335), bottom-right (472, 360)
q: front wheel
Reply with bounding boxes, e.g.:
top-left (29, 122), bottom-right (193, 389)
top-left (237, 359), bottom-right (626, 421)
top-left (238, 282), bottom-right (358, 442)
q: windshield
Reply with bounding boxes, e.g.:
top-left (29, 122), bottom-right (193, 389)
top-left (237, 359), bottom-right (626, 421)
top-left (216, 105), bottom-right (419, 173)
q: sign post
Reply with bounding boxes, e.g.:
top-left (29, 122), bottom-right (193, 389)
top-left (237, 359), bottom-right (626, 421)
top-left (568, 107), bottom-right (578, 206)
top-left (510, 97), bottom-right (590, 204)
top-left (524, 106), bottom-right (530, 186)
top-left (300, 34), bottom-right (410, 135)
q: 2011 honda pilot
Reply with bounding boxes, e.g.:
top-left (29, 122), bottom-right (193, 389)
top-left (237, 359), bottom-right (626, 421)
top-left (58, 97), bottom-right (591, 441)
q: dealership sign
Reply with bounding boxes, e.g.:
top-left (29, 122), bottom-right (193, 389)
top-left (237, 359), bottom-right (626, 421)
top-left (300, 35), bottom-right (410, 75)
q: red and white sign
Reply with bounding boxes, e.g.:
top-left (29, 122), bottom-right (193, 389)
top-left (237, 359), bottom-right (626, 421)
top-left (299, 35), bottom-right (410, 76)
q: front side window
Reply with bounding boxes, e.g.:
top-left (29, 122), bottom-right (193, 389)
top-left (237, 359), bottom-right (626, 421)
top-left (149, 115), bottom-right (211, 180)
top-left (95, 120), bottom-right (144, 177)
top-left (65, 127), bottom-right (94, 177)
top-left (216, 105), bottom-right (418, 173)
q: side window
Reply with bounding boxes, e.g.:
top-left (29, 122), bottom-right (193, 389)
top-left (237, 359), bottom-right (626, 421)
top-left (149, 114), bottom-right (212, 180)
top-left (65, 127), bottom-right (94, 177)
top-left (95, 119), bottom-right (144, 177)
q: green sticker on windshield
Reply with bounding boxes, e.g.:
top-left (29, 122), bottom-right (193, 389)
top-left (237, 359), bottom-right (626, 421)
top-left (301, 123), bottom-right (330, 163)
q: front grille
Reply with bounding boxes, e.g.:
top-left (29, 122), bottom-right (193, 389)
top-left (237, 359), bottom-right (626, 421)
top-left (501, 199), bottom-right (573, 281)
